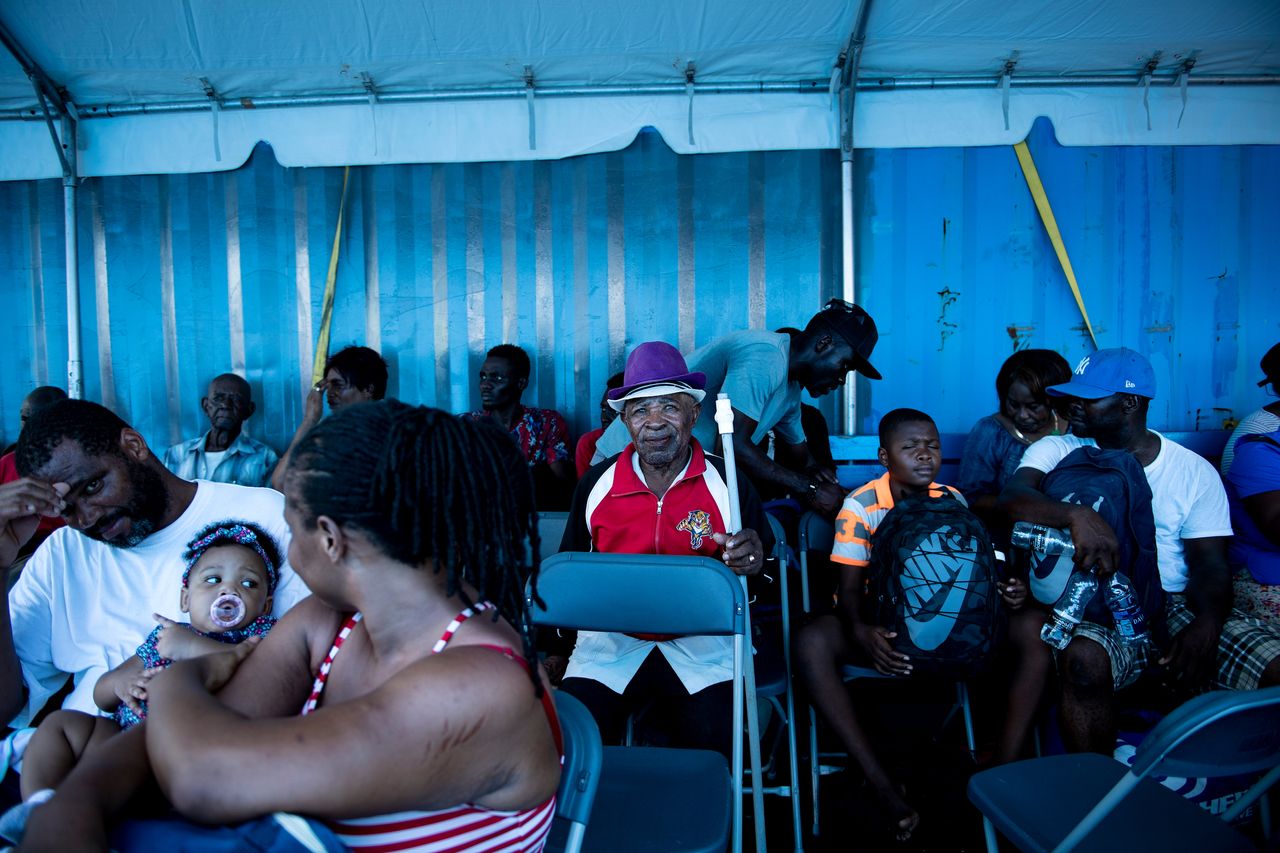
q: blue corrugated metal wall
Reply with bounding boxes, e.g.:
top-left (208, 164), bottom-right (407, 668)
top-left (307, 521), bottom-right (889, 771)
top-left (856, 118), bottom-right (1279, 436)
top-left (1, 120), bottom-right (1277, 455)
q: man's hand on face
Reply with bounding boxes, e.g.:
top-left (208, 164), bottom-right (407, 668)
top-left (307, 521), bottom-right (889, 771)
top-left (0, 478), bottom-right (67, 568)
top-left (1066, 505), bottom-right (1120, 575)
top-left (713, 529), bottom-right (764, 576)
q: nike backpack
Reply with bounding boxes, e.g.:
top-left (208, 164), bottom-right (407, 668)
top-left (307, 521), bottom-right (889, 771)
top-left (1030, 445), bottom-right (1164, 643)
top-left (867, 491), bottom-right (1002, 678)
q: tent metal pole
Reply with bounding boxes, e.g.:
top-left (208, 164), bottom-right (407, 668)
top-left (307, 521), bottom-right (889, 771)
top-left (5, 73), bottom-right (1272, 123)
top-left (840, 152), bottom-right (855, 434)
top-left (0, 20), bottom-right (83, 398)
top-left (839, 0), bottom-right (873, 436)
top-left (62, 115), bottom-right (82, 399)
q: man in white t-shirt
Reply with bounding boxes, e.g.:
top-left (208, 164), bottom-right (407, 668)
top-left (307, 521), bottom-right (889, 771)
top-left (996, 347), bottom-right (1280, 757)
top-left (0, 399), bottom-right (310, 728)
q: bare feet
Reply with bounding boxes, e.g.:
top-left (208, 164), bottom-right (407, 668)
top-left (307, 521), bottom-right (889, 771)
top-left (871, 782), bottom-right (919, 843)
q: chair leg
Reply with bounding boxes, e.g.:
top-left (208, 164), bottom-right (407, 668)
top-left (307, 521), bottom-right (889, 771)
top-left (983, 817), bottom-right (999, 853)
top-left (746, 694), bottom-right (767, 853)
top-left (808, 705), bottom-right (821, 838)
top-left (1222, 762), bottom-right (1280, 824)
top-left (958, 682), bottom-right (977, 758)
top-left (1261, 785), bottom-right (1273, 840)
top-left (742, 623), bottom-right (766, 852)
top-left (778, 550), bottom-right (803, 852)
top-left (783, 689), bottom-right (804, 851)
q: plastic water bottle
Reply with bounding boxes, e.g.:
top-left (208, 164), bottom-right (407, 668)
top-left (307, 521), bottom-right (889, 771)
top-left (1104, 572), bottom-right (1149, 646)
top-left (1010, 521), bottom-right (1075, 557)
top-left (1040, 567), bottom-right (1099, 650)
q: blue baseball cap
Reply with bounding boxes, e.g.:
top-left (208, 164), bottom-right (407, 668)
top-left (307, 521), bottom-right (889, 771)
top-left (1047, 347), bottom-right (1156, 400)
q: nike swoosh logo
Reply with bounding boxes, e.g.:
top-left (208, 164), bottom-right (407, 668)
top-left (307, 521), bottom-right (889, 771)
top-left (1029, 552), bottom-right (1074, 604)
top-left (900, 532), bottom-right (978, 651)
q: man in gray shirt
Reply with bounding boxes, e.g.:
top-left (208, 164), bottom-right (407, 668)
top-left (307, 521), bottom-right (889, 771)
top-left (594, 299), bottom-right (881, 515)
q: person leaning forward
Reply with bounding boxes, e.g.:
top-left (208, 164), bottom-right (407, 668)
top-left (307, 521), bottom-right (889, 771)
top-left (555, 341), bottom-right (772, 758)
top-left (591, 299), bottom-right (882, 517)
top-left (995, 348), bottom-right (1280, 762)
top-left (0, 399), bottom-right (310, 731)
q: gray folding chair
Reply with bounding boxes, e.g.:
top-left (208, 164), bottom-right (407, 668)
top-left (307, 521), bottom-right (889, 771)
top-left (968, 686), bottom-right (1280, 852)
top-left (545, 691), bottom-right (603, 853)
top-left (748, 513), bottom-right (805, 851)
top-left (537, 511), bottom-right (571, 558)
top-left (796, 510), bottom-right (978, 842)
top-left (528, 551), bottom-right (747, 853)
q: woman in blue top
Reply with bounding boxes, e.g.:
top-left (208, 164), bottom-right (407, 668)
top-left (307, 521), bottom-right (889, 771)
top-left (957, 349), bottom-right (1071, 529)
top-left (1226, 428), bottom-right (1280, 623)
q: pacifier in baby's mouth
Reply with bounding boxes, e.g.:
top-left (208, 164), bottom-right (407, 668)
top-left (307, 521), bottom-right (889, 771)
top-left (210, 594), bottom-right (246, 630)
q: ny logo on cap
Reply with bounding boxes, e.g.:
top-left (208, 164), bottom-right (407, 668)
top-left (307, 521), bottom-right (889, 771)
top-left (1074, 356), bottom-right (1091, 375)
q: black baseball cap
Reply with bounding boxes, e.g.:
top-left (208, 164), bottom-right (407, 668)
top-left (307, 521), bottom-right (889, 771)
top-left (814, 298), bottom-right (881, 380)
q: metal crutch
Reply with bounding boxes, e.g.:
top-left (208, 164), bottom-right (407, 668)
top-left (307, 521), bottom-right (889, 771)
top-left (715, 392), bottom-right (768, 853)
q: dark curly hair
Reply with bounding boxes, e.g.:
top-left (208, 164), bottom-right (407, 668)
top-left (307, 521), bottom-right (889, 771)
top-left (15, 399), bottom-right (130, 477)
top-left (286, 401), bottom-right (543, 693)
top-left (485, 344), bottom-right (531, 382)
top-left (324, 346), bottom-right (388, 400)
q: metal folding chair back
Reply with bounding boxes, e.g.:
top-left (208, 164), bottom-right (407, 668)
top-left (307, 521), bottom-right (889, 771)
top-left (547, 692), bottom-right (603, 853)
top-left (1132, 685), bottom-right (1280, 779)
top-left (796, 510), bottom-right (835, 615)
top-left (532, 551), bottom-right (745, 636)
top-left (968, 686), bottom-right (1280, 853)
top-left (529, 551), bottom-right (746, 853)
top-left (536, 511), bottom-right (571, 559)
top-left (751, 512), bottom-right (805, 851)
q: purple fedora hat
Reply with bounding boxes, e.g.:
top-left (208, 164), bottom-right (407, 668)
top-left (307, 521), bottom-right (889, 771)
top-left (606, 342), bottom-right (707, 412)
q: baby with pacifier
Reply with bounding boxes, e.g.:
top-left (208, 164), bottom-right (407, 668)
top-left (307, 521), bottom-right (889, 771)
top-left (11, 520), bottom-right (280, 814)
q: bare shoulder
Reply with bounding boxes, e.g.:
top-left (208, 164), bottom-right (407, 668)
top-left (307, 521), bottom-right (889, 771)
top-left (352, 641), bottom-right (559, 810)
top-left (376, 642), bottom-right (548, 722)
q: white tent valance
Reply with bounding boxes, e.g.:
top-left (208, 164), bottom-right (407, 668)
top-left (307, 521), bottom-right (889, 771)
top-left (0, 0), bottom-right (1277, 180)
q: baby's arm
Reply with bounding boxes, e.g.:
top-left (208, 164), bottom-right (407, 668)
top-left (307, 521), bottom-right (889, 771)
top-left (93, 656), bottom-right (147, 714)
top-left (152, 614), bottom-right (237, 661)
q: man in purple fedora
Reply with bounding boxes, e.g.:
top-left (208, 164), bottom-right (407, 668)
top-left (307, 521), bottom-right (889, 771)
top-left (592, 300), bottom-right (882, 516)
top-left (554, 341), bottom-right (771, 757)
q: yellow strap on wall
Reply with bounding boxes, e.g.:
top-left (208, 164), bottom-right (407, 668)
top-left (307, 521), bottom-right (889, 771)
top-left (1013, 141), bottom-right (1098, 349)
top-left (311, 166), bottom-right (351, 385)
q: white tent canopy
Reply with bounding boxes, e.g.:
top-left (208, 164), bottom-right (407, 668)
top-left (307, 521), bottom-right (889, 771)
top-left (1, 0), bottom-right (1278, 180)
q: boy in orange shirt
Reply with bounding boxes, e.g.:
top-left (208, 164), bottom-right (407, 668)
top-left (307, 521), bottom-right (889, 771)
top-left (795, 408), bottom-right (965, 842)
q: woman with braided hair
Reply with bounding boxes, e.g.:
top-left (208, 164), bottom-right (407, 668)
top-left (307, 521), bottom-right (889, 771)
top-left (21, 402), bottom-right (561, 853)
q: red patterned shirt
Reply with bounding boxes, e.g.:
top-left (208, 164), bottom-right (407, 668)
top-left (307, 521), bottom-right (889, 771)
top-left (466, 407), bottom-right (569, 467)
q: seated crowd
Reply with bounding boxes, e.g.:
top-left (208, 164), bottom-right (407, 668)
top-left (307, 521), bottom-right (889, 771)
top-left (0, 311), bottom-right (1276, 850)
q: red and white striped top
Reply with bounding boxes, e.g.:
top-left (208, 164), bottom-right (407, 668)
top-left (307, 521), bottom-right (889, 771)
top-left (301, 604), bottom-right (560, 853)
